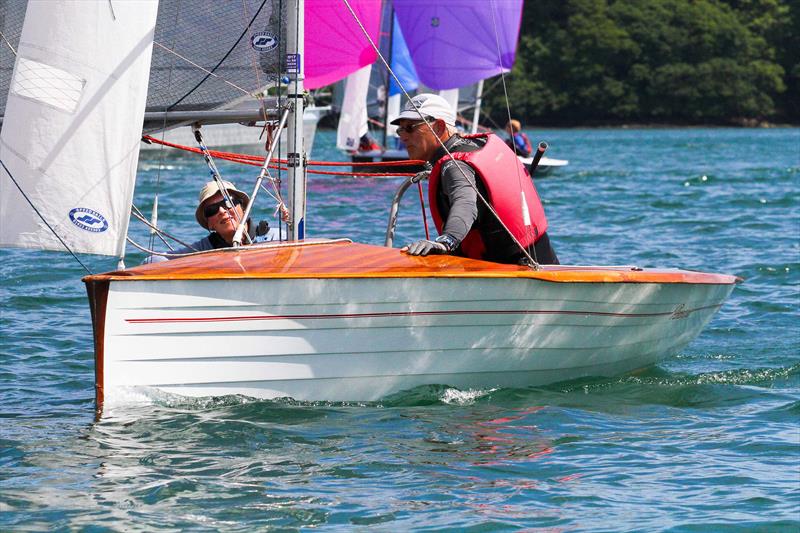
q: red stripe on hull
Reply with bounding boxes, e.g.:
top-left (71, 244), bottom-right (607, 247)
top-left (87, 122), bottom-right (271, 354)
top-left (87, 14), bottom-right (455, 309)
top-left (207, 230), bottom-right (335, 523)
top-left (125, 303), bottom-right (723, 324)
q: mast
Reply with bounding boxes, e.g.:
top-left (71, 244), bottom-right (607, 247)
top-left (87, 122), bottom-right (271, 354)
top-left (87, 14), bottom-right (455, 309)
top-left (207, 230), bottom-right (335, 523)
top-left (381, 3), bottom-right (395, 150)
top-left (287, 0), bottom-right (306, 240)
top-left (471, 79), bottom-right (484, 134)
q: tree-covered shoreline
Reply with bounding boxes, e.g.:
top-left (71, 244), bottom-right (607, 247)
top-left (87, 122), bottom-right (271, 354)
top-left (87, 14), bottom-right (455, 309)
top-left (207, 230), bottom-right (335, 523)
top-left (481, 0), bottom-right (798, 127)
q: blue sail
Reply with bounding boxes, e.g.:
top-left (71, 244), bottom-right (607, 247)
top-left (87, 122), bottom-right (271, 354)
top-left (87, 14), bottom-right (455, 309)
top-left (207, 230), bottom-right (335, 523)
top-left (388, 16), bottom-right (419, 96)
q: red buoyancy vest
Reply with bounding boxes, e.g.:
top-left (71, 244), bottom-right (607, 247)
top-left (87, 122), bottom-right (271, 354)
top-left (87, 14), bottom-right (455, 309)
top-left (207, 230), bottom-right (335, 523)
top-left (428, 133), bottom-right (548, 261)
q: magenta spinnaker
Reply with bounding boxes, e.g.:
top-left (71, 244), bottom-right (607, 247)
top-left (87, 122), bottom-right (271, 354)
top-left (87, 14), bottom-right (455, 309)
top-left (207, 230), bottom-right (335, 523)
top-left (305, 0), bottom-right (382, 89)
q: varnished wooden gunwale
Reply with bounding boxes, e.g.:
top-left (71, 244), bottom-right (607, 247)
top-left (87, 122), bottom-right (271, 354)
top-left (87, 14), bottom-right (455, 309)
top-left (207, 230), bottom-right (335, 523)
top-left (83, 240), bottom-right (741, 285)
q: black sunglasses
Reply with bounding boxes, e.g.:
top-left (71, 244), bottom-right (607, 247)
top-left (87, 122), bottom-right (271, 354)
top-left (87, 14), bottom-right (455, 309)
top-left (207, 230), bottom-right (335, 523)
top-left (203, 197), bottom-right (242, 218)
top-left (395, 121), bottom-right (428, 135)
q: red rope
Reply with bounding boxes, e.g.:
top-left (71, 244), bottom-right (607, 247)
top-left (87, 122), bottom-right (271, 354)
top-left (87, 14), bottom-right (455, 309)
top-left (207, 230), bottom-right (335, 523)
top-left (141, 135), bottom-right (424, 172)
top-left (206, 152), bottom-right (417, 177)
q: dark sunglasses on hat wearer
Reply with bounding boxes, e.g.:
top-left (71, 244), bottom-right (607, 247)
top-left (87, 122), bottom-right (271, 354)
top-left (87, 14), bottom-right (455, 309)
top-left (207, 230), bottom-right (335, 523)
top-left (203, 197), bottom-right (242, 219)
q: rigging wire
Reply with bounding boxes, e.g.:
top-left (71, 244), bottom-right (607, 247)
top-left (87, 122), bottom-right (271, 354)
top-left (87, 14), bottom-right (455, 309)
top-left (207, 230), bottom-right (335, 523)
top-left (131, 204), bottom-right (197, 250)
top-left (152, 42), bottom-right (253, 97)
top-left (340, 0), bottom-right (538, 268)
top-left (0, 30), bottom-right (17, 55)
top-left (133, 203), bottom-right (174, 251)
top-left (126, 236), bottom-right (198, 258)
top-left (0, 158), bottom-right (93, 275)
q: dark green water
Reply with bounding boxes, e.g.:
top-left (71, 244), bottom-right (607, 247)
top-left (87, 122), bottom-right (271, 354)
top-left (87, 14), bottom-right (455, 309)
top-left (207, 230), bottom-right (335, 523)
top-left (1, 127), bottom-right (798, 531)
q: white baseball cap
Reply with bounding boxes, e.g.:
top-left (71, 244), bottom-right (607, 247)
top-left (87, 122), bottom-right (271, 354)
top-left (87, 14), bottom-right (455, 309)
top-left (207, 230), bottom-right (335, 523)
top-left (390, 93), bottom-right (456, 126)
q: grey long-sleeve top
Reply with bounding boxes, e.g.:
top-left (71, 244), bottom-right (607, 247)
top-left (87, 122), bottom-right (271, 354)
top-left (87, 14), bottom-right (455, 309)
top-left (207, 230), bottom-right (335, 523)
top-left (429, 135), bottom-right (483, 244)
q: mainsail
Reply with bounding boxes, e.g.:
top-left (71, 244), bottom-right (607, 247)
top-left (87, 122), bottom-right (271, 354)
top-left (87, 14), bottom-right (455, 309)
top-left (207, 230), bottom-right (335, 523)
top-left (393, 0), bottom-right (523, 90)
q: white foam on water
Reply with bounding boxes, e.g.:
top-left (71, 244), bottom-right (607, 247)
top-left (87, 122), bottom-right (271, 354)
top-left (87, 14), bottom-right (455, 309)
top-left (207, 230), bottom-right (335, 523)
top-left (102, 386), bottom-right (158, 407)
top-left (440, 387), bottom-right (496, 405)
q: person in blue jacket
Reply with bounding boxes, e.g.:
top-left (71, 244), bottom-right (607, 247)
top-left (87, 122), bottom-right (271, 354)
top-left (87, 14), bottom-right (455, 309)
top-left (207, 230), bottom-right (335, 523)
top-left (505, 119), bottom-right (533, 157)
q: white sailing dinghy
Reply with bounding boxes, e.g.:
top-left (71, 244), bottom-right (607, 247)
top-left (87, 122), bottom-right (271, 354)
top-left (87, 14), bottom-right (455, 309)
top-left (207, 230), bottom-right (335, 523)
top-left (0, 0), bottom-right (738, 406)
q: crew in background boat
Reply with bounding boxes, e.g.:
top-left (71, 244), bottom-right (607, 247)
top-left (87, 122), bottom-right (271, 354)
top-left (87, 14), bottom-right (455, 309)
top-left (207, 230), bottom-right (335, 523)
top-left (144, 180), bottom-right (273, 263)
top-left (395, 94), bottom-right (558, 265)
top-left (505, 119), bottom-right (533, 157)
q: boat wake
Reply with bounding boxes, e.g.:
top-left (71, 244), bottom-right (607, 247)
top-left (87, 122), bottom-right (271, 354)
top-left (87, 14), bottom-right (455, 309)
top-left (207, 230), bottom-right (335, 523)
top-left (100, 363), bottom-right (797, 413)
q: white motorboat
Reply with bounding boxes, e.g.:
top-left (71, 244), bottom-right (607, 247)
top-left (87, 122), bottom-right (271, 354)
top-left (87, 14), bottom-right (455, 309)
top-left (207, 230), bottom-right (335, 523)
top-left (0, 0), bottom-right (738, 408)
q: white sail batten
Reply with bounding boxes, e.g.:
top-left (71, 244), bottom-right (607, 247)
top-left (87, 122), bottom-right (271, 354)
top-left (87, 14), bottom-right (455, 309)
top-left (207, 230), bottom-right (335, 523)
top-left (0, 0), bottom-right (158, 257)
top-left (336, 64), bottom-right (372, 151)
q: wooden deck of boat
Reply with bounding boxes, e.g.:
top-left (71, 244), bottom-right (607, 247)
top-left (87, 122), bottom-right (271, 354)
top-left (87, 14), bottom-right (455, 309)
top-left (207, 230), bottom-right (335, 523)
top-left (84, 240), bottom-right (740, 284)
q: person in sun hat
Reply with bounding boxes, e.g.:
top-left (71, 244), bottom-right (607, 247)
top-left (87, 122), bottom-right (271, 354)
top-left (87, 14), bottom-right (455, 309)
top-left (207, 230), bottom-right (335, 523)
top-left (504, 118), bottom-right (533, 158)
top-left (393, 93), bottom-right (558, 265)
top-left (192, 179), bottom-right (253, 248)
top-left (143, 180), bottom-right (274, 263)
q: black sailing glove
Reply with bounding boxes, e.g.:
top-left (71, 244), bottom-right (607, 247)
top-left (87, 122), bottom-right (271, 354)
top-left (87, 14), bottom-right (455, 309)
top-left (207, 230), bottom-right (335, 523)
top-left (404, 234), bottom-right (457, 256)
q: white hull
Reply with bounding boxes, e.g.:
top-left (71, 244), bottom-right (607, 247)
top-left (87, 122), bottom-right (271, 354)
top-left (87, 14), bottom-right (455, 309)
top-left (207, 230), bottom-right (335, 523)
top-left (96, 267), bottom-right (733, 402)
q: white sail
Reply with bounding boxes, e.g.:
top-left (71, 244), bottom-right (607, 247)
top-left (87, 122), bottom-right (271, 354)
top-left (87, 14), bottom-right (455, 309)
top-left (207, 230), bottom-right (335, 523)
top-left (439, 88), bottom-right (459, 117)
top-left (336, 64), bottom-right (372, 151)
top-left (386, 94), bottom-right (401, 138)
top-left (0, 0), bottom-right (158, 257)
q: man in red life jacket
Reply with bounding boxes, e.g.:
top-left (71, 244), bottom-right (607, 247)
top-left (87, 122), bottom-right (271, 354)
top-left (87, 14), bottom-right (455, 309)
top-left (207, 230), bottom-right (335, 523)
top-left (394, 94), bottom-right (558, 265)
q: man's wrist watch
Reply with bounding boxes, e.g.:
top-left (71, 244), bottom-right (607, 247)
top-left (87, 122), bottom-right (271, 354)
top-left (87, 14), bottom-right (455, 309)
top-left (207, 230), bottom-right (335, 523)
top-left (435, 234), bottom-right (458, 252)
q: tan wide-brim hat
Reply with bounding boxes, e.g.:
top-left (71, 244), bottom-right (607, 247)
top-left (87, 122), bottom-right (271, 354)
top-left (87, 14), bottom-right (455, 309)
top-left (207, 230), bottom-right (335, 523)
top-left (195, 180), bottom-right (250, 229)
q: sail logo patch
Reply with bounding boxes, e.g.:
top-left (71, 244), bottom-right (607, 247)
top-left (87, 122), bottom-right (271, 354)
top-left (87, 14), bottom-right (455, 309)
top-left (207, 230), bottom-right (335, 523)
top-left (69, 208), bottom-right (109, 233)
top-left (251, 31), bottom-right (278, 52)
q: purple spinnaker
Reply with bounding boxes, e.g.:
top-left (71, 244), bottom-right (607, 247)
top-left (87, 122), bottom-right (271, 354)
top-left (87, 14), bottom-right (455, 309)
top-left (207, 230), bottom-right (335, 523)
top-left (392, 0), bottom-right (523, 90)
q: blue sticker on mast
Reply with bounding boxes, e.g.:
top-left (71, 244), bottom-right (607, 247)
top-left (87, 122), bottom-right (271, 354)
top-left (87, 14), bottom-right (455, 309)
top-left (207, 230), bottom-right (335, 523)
top-left (286, 54), bottom-right (300, 73)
